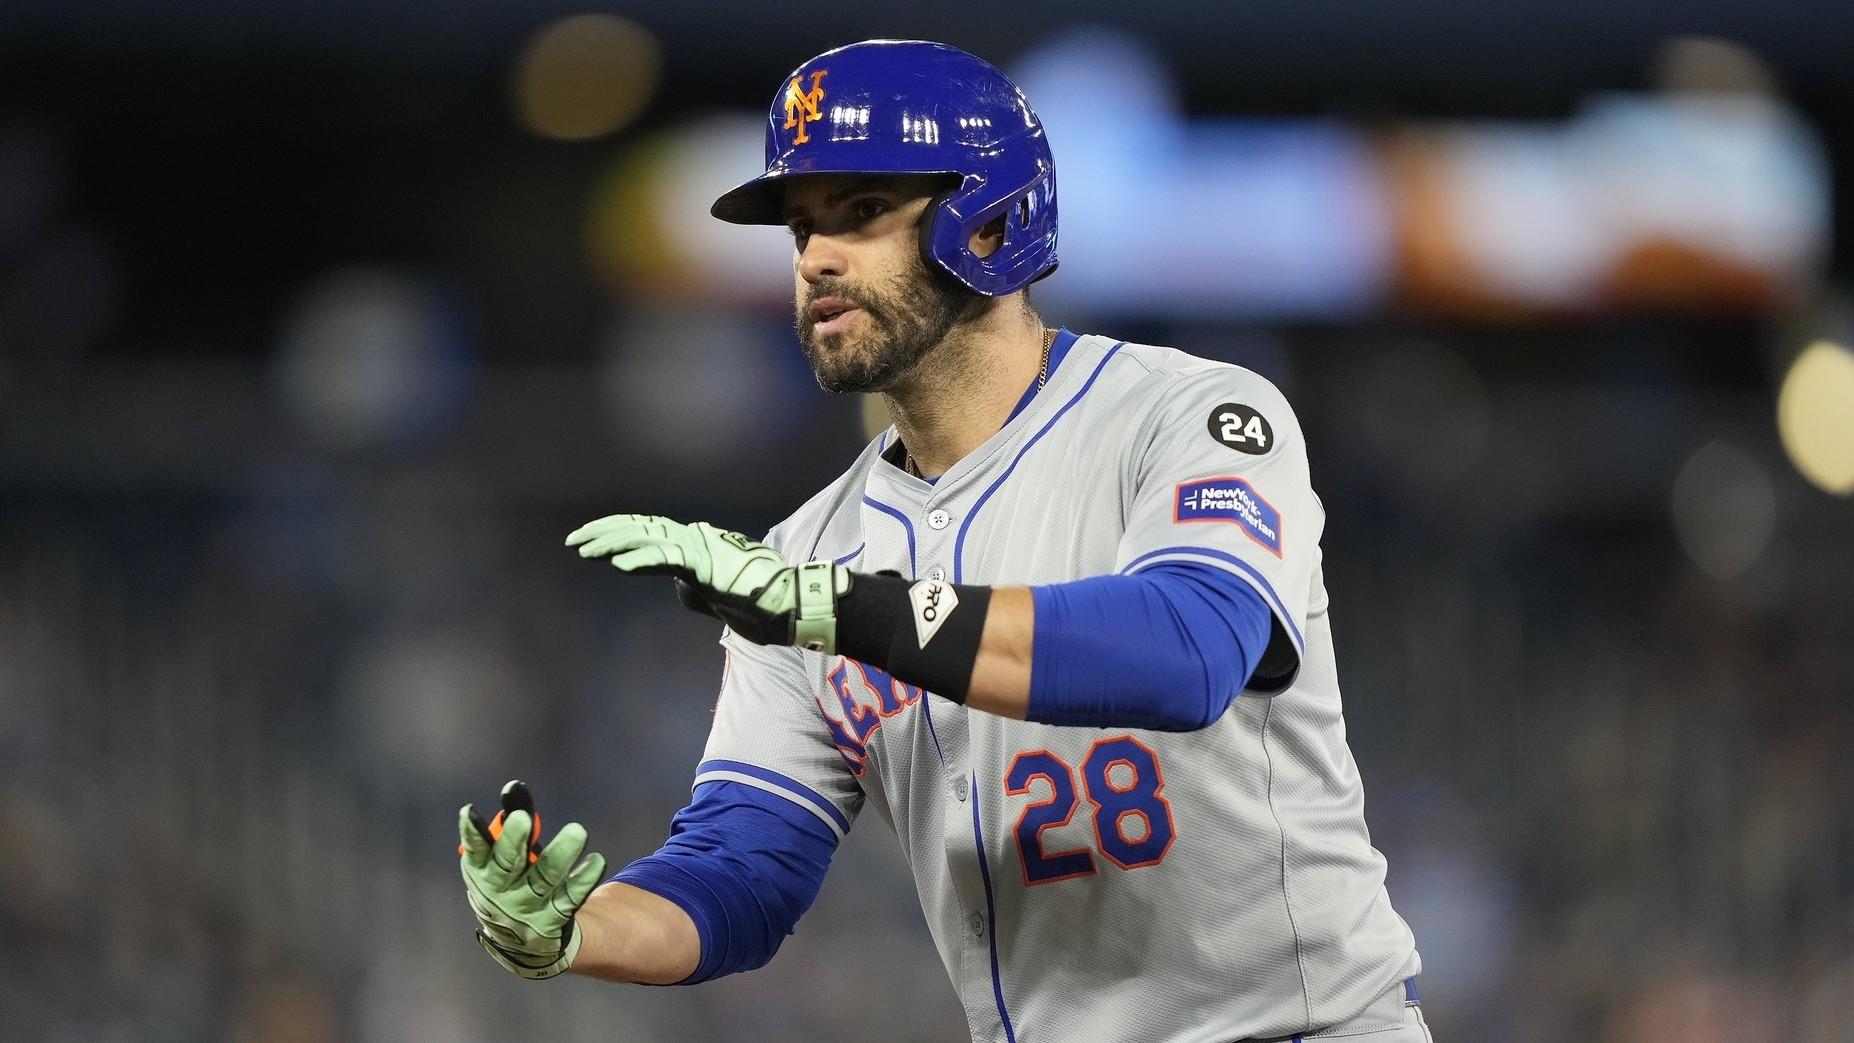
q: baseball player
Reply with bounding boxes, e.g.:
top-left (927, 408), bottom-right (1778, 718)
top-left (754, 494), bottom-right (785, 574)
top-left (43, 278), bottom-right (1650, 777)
top-left (459, 40), bottom-right (1429, 1042)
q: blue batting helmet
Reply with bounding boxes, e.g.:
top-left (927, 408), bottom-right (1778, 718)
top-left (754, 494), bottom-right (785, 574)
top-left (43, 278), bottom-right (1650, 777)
top-left (711, 39), bottom-right (1058, 297)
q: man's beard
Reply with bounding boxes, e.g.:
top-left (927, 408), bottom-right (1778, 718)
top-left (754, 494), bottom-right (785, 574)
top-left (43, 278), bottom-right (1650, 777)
top-left (795, 253), bottom-right (978, 394)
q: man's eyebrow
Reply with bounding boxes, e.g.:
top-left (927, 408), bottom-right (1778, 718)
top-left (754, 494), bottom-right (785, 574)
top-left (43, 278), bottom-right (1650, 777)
top-left (783, 177), bottom-right (902, 220)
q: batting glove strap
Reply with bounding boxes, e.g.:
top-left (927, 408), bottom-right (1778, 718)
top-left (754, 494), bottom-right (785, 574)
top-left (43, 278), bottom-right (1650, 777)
top-left (790, 560), bottom-right (844, 654)
top-left (476, 922), bottom-right (582, 981)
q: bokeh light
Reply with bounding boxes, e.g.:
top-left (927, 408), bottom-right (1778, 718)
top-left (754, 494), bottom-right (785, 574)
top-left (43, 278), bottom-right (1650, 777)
top-left (585, 114), bottom-right (791, 302)
top-left (1777, 339), bottom-right (1854, 495)
top-left (599, 305), bottom-right (787, 463)
top-left (1012, 29), bottom-right (1391, 319)
top-left (1653, 35), bottom-right (1781, 97)
top-left (274, 267), bottom-right (471, 451)
top-left (512, 14), bottom-right (661, 142)
top-left (1670, 440), bottom-right (1777, 579)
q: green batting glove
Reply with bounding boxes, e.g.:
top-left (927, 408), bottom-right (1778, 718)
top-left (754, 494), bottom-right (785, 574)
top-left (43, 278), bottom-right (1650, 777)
top-left (458, 780), bottom-right (608, 980)
top-left (566, 514), bottom-right (852, 654)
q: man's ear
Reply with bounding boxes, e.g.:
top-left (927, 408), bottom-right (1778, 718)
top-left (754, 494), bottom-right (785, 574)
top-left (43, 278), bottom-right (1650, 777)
top-left (969, 214), bottom-right (1007, 259)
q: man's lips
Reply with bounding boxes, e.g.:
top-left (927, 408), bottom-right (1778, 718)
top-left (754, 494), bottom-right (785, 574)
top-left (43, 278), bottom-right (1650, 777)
top-left (808, 296), bottom-right (864, 336)
top-left (808, 296), bottom-right (853, 323)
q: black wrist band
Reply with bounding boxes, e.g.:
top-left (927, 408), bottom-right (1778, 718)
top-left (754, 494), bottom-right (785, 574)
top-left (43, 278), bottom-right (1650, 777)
top-left (836, 571), bottom-right (993, 703)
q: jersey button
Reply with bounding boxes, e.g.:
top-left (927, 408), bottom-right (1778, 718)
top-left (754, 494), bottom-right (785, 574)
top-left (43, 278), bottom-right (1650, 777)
top-left (927, 509), bottom-right (951, 530)
top-left (952, 775), bottom-right (968, 801)
top-left (969, 912), bottom-right (985, 938)
top-left (927, 566), bottom-right (946, 582)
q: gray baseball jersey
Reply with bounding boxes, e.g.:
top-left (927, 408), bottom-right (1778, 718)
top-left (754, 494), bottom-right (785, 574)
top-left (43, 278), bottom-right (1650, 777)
top-left (693, 331), bottom-right (1420, 1042)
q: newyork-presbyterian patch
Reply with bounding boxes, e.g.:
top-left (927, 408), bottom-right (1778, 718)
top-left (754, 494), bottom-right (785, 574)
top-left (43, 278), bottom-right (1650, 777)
top-left (1173, 477), bottom-right (1283, 556)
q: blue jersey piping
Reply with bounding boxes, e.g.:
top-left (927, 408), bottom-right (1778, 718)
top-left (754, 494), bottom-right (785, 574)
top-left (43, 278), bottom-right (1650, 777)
top-left (1121, 545), bottom-right (1304, 651)
top-left (953, 341), bottom-right (1127, 582)
top-left (971, 775), bottom-right (1018, 1043)
top-left (860, 495), bottom-right (917, 577)
top-left (693, 758), bottom-right (852, 835)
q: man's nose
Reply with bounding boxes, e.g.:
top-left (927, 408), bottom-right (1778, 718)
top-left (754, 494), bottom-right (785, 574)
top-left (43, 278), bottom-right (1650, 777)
top-left (796, 234), bottom-right (848, 283)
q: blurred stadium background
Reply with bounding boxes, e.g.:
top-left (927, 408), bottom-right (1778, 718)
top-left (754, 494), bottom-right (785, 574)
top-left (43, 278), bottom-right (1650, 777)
top-left (2, 3), bottom-right (1852, 1040)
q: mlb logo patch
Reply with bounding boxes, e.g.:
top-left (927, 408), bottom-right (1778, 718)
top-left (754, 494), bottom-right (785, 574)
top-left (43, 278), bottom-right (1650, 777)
top-left (1174, 477), bottom-right (1283, 557)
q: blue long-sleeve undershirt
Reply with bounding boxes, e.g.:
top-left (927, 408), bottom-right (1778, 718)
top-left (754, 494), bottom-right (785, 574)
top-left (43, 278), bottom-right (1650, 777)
top-left (1028, 561), bottom-right (1279, 730)
top-left (615, 561), bottom-right (1279, 983)
top-left (613, 780), bottom-right (838, 984)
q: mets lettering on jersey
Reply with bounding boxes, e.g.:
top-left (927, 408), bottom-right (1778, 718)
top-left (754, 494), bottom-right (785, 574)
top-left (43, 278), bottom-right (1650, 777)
top-left (691, 331), bottom-right (1420, 1042)
top-left (818, 657), bottom-right (922, 774)
top-left (1173, 476), bottom-right (1282, 556)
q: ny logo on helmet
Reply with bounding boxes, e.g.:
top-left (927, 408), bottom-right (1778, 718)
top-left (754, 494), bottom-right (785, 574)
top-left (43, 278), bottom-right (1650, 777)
top-left (783, 70), bottom-right (828, 144)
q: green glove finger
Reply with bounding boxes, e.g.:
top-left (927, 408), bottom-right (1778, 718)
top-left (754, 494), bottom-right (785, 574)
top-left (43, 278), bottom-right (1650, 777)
top-left (553, 851), bottom-right (609, 918)
top-left (564, 514), bottom-right (652, 547)
top-left (597, 515), bottom-right (672, 546)
top-left (607, 545), bottom-right (686, 575)
top-left (576, 529), bottom-right (665, 561)
top-left (489, 809), bottom-right (535, 888)
top-left (563, 520), bottom-right (622, 548)
top-left (576, 515), bottom-right (677, 555)
top-left (458, 805), bottom-right (492, 867)
top-left (526, 821), bottom-right (588, 900)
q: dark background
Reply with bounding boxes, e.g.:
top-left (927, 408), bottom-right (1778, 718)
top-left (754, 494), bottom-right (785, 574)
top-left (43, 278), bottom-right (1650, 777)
top-left (2, 3), bottom-right (1850, 1041)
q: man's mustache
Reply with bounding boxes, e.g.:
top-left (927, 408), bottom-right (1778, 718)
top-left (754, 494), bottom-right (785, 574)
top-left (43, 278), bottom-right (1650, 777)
top-left (802, 284), bottom-right (882, 326)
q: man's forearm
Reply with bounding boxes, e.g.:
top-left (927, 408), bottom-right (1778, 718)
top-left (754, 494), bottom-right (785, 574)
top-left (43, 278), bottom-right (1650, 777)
top-left (965, 587), bottom-right (1034, 719)
top-left (567, 881), bottom-right (702, 985)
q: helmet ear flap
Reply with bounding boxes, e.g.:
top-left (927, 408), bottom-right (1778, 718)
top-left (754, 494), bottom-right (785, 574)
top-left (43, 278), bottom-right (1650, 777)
top-left (923, 177), bottom-right (1054, 296)
top-left (1016, 177), bottom-right (1060, 287)
top-left (917, 179), bottom-right (973, 290)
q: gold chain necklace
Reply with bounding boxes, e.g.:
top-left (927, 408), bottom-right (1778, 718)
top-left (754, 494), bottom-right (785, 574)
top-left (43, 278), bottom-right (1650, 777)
top-left (904, 328), bottom-right (1056, 479)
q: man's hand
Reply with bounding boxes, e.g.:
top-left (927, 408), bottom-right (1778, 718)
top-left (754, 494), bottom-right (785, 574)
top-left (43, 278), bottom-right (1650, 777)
top-left (567, 514), bottom-right (851, 654)
top-left (459, 780), bottom-right (607, 980)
